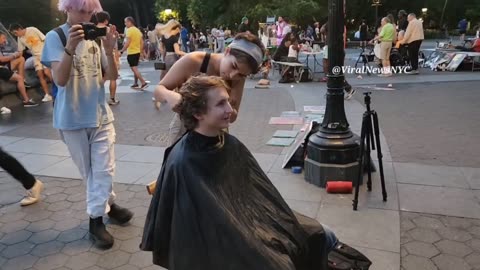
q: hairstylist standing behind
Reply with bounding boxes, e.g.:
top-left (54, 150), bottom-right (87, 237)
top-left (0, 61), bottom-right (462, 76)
top-left (153, 33), bottom-right (265, 145)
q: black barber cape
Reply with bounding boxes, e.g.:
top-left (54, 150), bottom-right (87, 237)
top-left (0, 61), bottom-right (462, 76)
top-left (140, 131), bottom-right (329, 270)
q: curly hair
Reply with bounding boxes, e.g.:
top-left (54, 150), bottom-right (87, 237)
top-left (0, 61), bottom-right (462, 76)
top-left (173, 76), bottom-right (231, 130)
top-left (229, 32), bottom-right (265, 74)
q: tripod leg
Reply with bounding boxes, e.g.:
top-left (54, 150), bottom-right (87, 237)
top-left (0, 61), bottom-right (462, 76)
top-left (369, 115), bottom-right (376, 151)
top-left (366, 114), bottom-right (373, 191)
top-left (372, 111), bottom-right (388, 201)
top-left (353, 114), bottom-right (368, 211)
top-left (355, 52), bottom-right (362, 69)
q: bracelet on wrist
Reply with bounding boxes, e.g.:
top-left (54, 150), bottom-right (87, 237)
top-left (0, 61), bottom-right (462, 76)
top-left (64, 48), bottom-right (73, 57)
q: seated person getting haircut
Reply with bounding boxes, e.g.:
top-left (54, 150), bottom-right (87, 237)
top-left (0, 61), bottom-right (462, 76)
top-left (141, 75), bottom-right (340, 270)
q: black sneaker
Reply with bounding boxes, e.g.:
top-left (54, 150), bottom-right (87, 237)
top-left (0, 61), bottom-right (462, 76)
top-left (138, 82), bottom-right (149, 90)
top-left (23, 100), bottom-right (39, 107)
top-left (89, 217), bottom-right (114, 249)
top-left (131, 84), bottom-right (140, 89)
top-left (108, 204), bottom-right (133, 224)
top-left (405, 69), bottom-right (419, 75)
top-left (345, 88), bottom-right (356, 100)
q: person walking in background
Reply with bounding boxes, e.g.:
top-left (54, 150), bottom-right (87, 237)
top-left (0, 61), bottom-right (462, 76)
top-left (359, 19), bottom-right (369, 47)
top-left (216, 28), bottom-right (225, 53)
top-left (398, 10), bottom-right (409, 32)
top-left (238, 17), bottom-right (251, 34)
top-left (180, 25), bottom-right (189, 53)
top-left (0, 147), bottom-right (44, 206)
top-left (157, 19), bottom-right (185, 80)
top-left (120, 16), bottom-right (148, 90)
top-left (458, 18), bottom-right (468, 41)
top-left (95, 11), bottom-right (120, 105)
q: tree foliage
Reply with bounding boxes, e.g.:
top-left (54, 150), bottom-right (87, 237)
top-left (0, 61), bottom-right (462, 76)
top-left (155, 0), bottom-right (327, 31)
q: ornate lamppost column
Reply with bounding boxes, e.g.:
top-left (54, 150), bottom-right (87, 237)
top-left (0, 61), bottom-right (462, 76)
top-left (304, 0), bottom-right (360, 187)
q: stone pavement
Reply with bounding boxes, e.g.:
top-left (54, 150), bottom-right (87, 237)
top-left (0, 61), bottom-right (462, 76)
top-left (401, 212), bottom-right (480, 270)
top-left (1, 52), bottom-right (480, 269)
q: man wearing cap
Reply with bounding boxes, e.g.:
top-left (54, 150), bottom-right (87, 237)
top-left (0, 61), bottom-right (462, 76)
top-left (238, 17), bottom-right (251, 34)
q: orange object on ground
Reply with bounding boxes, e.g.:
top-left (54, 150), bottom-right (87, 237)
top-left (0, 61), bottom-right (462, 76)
top-left (326, 181), bottom-right (353, 194)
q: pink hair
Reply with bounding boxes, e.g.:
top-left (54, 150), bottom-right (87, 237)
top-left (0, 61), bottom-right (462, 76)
top-left (58, 0), bottom-right (103, 12)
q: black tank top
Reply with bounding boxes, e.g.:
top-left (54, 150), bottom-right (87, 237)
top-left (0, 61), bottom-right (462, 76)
top-left (360, 24), bottom-right (368, 34)
top-left (200, 52), bottom-right (211, 73)
top-left (163, 35), bottom-right (179, 53)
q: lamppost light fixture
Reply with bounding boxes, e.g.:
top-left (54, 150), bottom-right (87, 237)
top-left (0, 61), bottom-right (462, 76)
top-left (422, 8), bottom-right (428, 13)
top-left (165, 9), bottom-right (172, 15)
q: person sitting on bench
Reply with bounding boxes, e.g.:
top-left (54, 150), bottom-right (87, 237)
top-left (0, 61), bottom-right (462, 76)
top-left (273, 33), bottom-right (297, 83)
top-left (455, 38), bottom-right (480, 52)
top-left (0, 31), bottom-right (38, 107)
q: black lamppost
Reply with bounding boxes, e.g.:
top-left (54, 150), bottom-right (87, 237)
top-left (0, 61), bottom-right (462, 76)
top-left (372, 0), bottom-right (382, 29)
top-left (304, 0), bottom-right (360, 187)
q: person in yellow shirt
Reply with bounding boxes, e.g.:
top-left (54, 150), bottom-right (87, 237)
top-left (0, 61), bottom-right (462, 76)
top-left (120, 17), bottom-right (148, 90)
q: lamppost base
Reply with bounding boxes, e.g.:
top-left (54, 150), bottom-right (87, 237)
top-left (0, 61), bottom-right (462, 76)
top-left (304, 129), bottom-right (361, 188)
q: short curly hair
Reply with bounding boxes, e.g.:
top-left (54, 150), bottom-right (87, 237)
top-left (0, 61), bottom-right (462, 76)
top-left (173, 76), bottom-right (231, 130)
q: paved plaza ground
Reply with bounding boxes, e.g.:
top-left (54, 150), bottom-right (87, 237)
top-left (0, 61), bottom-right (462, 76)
top-left (1, 43), bottom-right (480, 269)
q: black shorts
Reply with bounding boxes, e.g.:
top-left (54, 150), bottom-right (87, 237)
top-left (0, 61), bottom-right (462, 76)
top-left (360, 33), bottom-right (368, 41)
top-left (459, 30), bottom-right (466, 35)
top-left (0, 68), bottom-right (14, 81)
top-left (127, 53), bottom-right (140, 67)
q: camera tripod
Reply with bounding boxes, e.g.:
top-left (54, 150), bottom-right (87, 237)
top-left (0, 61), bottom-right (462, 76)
top-left (354, 44), bottom-right (373, 76)
top-left (353, 92), bottom-right (387, 211)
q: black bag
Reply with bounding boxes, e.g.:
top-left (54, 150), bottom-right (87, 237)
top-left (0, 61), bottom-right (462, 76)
top-left (300, 67), bottom-right (313, 82)
top-left (154, 61), bottom-right (166, 70)
top-left (328, 242), bottom-right (372, 270)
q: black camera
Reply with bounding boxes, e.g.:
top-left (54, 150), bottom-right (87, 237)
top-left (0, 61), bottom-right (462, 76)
top-left (80, 23), bottom-right (107, 40)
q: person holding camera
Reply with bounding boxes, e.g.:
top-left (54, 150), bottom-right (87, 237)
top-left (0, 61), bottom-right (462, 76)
top-left (41, 0), bottom-right (133, 250)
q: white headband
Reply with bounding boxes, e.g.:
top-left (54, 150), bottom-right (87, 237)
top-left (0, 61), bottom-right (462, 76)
top-left (228, 39), bottom-right (263, 67)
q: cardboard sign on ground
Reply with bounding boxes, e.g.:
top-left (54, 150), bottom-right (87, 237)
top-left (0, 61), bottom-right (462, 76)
top-left (446, 53), bottom-right (467, 71)
top-left (304, 106), bottom-right (326, 113)
top-left (269, 117), bottom-right (304, 125)
top-left (282, 122), bottom-right (313, 168)
top-left (273, 130), bottom-right (299, 138)
top-left (266, 137), bottom-right (295, 146)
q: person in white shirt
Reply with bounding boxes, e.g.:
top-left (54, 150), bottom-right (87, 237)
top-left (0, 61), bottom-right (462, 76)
top-left (10, 24), bottom-right (53, 102)
top-left (287, 38), bottom-right (299, 61)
